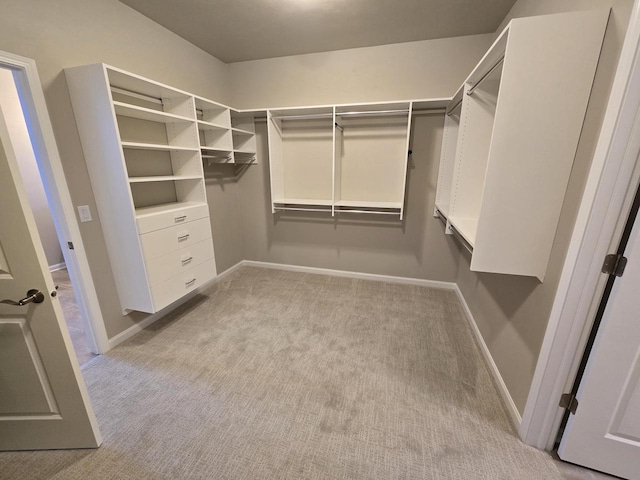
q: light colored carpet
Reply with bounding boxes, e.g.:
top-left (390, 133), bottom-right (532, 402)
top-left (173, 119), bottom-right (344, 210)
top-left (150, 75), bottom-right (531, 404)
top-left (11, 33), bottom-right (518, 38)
top-left (0, 267), bottom-right (609, 479)
top-left (50, 268), bottom-right (97, 366)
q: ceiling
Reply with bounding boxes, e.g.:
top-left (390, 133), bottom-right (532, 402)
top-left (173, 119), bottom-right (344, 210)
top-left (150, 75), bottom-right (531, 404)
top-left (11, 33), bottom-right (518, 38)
top-left (119, 0), bottom-right (517, 63)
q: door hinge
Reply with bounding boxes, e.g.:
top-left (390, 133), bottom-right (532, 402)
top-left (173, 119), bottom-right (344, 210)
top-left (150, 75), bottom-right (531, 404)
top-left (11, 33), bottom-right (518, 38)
top-left (602, 253), bottom-right (627, 277)
top-left (67, 241), bottom-right (74, 250)
top-left (560, 393), bottom-right (579, 415)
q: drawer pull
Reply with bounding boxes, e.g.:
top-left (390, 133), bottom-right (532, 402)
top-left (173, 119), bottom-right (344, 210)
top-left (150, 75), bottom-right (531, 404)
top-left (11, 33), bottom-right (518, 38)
top-left (177, 233), bottom-right (190, 242)
top-left (185, 278), bottom-right (196, 287)
top-left (181, 256), bottom-right (193, 265)
top-left (174, 215), bottom-right (187, 223)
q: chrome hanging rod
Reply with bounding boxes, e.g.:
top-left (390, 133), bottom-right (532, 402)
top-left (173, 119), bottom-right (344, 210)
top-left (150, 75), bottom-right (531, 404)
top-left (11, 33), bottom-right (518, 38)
top-left (446, 99), bottom-right (463, 116)
top-left (338, 109), bottom-right (409, 117)
top-left (467, 57), bottom-right (504, 97)
top-left (111, 86), bottom-right (163, 105)
top-left (449, 225), bottom-right (474, 254)
top-left (274, 206), bottom-right (332, 213)
top-left (336, 209), bottom-right (400, 216)
top-left (271, 113), bottom-right (333, 120)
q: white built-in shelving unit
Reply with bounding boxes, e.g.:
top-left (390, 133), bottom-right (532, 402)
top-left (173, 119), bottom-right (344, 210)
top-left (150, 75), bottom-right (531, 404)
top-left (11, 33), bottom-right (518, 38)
top-left (267, 100), bottom-right (447, 219)
top-left (64, 64), bottom-right (259, 313)
top-left (434, 10), bottom-right (609, 280)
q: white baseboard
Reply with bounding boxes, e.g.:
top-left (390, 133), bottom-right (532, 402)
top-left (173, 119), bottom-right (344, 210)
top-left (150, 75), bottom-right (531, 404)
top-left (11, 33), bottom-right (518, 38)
top-left (453, 285), bottom-right (522, 429)
top-left (108, 261), bottom-right (244, 349)
top-left (49, 262), bottom-right (66, 272)
top-left (241, 260), bottom-right (457, 290)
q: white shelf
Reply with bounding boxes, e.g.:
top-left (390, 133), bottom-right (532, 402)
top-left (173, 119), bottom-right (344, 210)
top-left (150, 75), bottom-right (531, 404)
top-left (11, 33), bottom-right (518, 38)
top-left (121, 142), bottom-right (199, 152)
top-left (197, 120), bottom-right (229, 131)
top-left (135, 201), bottom-right (207, 218)
top-left (128, 175), bottom-right (202, 183)
top-left (232, 127), bottom-right (254, 136)
top-left (113, 101), bottom-right (194, 123)
top-left (335, 200), bottom-right (401, 209)
top-left (449, 216), bottom-right (478, 246)
top-left (201, 147), bottom-right (233, 154)
top-left (273, 198), bottom-right (332, 206)
top-left (234, 149), bottom-right (256, 154)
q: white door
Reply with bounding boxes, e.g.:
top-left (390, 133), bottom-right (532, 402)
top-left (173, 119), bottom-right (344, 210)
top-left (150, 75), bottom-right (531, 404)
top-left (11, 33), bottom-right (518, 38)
top-left (0, 105), bottom-right (101, 450)
top-left (558, 187), bottom-right (640, 479)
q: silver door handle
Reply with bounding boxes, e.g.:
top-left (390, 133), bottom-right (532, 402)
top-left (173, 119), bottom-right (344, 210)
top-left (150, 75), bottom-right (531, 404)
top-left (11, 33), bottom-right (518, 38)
top-left (1, 289), bottom-right (45, 306)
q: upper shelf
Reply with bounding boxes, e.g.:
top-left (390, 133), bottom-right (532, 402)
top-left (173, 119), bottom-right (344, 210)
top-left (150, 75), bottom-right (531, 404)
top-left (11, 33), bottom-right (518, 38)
top-left (121, 142), bottom-right (199, 152)
top-left (113, 101), bottom-right (195, 124)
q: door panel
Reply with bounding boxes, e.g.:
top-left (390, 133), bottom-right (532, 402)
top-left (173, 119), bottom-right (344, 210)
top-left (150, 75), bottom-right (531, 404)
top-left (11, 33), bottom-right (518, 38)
top-left (558, 186), bottom-right (640, 479)
top-left (0, 103), bottom-right (101, 450)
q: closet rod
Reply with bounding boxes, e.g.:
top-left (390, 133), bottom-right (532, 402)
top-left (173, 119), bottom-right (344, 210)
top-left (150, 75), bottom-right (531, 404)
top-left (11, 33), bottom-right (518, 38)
top-left (111, 86), bottom-right (163, 105)
top-left (434, 208), bottom-right (447, 225)
top-left (467, 57), bottom-right (504, 96)
top-left (335, 122), bottom-right (344, 132)
top-left (449, 225), bottom-right (474, 254)
top-left (446, 99), bottom-right (462, 116)
top-left (336, 209), bottom-right (400, 216)
top-left (337, 109), bottom-right (409, 117)
top-left (272, 113), bottom-right (333, 120)
top-left (274, 206), bottom-right (332, 213)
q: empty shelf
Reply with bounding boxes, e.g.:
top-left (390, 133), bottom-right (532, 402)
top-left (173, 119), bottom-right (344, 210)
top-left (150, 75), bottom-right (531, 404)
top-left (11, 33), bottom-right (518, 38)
top-left (273, 198), bottom-right (332, 206)
top-left (197, 120), bottom-right (229, 131)
top-left (121, 142), bottom-right (199, 152)
top-left (128, 175), bottom-right (202, 183)
top-left (448, 216), bottom-right (478, 246)
top-left (113, 101), bottom-right (195, 123)
top-left (135, 201), bottom-right (207, 218)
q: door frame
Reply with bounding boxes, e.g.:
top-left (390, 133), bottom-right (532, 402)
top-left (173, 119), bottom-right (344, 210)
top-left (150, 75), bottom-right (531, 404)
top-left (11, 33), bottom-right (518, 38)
top-left (519, 0), bottom-right (640, 449)
top-left (0, 51), bottom-right (110, 354)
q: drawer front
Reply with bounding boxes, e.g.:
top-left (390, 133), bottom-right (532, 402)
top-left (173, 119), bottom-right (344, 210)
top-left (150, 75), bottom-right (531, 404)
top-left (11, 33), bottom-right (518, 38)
top-left (140, 217), bottom-right (212, 260)
top-left (145, 238), bottom-right (214, 287)
top-left (137, 203), bottom-right (210, 234)
top-left (151, 257), bottom-right (217, 312)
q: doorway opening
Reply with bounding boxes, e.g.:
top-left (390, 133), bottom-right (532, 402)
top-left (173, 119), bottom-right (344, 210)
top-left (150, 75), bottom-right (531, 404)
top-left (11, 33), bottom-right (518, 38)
top-left (0, 66), bottom-right (97, 365)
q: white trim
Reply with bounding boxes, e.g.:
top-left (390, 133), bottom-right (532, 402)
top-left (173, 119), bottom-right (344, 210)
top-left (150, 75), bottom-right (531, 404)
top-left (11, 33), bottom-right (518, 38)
top-left (49, 262), bottom-right (66, 272)
top-left (454, 286), bottom-right (522, 428)
top-left (108, 261), bottom-right (244, 348)
top-left (241, 260), bottom-right (457, 290)
top-left (0, 51), bottom-right (110, 355)
top-left (519, 0), bottom-right (640, 450)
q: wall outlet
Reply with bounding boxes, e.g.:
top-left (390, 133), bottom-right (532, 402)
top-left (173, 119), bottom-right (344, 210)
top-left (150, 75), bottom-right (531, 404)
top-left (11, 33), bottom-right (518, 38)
top-left (77, 205), bottom-right (92, 223)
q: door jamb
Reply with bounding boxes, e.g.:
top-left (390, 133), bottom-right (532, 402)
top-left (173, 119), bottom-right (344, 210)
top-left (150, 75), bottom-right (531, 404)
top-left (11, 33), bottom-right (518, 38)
top-left (519, 0), bottom-right (640, 449)
top-left (0, 51), bottom-right (110, 354)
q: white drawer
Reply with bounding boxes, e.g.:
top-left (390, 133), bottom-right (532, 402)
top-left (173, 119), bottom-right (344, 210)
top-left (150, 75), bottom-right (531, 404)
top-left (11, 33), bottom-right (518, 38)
top-left (136, 203), bottom-right (210, 234)
top-left (140, 217), bottom-right (212, 260)
top-left (151, 257), bottom-right (217, 311)
top-left (145, 238), bottom-right (214, 287)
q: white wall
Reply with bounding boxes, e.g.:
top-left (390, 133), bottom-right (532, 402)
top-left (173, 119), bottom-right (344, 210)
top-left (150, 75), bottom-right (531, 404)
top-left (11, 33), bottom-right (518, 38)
top-left (0, 69), bottom-right (64, 269)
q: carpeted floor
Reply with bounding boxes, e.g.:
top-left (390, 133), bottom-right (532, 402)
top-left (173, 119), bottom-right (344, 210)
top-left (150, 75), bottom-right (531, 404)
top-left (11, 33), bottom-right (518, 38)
top-left (50, 268), bottom-right (96, 365)
top-left (0, 267), bottom-right (613, 479)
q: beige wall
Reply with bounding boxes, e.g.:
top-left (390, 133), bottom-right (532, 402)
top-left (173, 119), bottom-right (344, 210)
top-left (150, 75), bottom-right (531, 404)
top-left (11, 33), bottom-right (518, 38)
top-left (0, 0), bottom-right (238, 338)
top-left (455, 0), bottom-right (634, 413)
top-left (0, 69), bottom-right (64, 268)
top-left (228, 35), bottom-right (493, 109)
top-left (231, 35), bottom-right (494, 281)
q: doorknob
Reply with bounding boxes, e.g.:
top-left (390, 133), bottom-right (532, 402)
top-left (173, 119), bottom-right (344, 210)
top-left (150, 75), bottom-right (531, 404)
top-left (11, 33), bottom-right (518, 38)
top-left (1, 289), bottom-right (45, 306)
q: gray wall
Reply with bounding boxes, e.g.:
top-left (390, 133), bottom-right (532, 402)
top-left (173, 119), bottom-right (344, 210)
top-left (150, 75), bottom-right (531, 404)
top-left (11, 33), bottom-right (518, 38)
top-left (232, 35), bottom-right (494, 282)
top-left (0, 0), bottom-right (238, 338)
top-left (0, 69), bottom-right (64, 269)
top-left (455, 0), bottom-right (634, 413)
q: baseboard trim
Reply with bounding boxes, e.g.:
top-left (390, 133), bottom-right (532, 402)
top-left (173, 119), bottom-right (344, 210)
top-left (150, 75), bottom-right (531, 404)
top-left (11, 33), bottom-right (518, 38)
top-left (454, 285), bottom-right (522, 429)
top-left (108, 261), bottom-right (244, 349)
top-left (241, 260), bottom-right (457, 290)
top-left (49, 262), bottom-right (66, 272)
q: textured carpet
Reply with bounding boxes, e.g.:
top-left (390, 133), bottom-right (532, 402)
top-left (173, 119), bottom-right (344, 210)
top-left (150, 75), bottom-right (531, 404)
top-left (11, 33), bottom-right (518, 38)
top-left (50, 268), bottom-right (97, 366)
top-left (0, 267), bottom-right (602, 479)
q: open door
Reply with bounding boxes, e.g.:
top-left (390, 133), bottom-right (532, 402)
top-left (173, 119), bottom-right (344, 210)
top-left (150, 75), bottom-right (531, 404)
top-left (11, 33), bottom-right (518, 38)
top-left (558, 182), bottom-right (640, 479)
top-left (0, 105), bottom-right (101, 450)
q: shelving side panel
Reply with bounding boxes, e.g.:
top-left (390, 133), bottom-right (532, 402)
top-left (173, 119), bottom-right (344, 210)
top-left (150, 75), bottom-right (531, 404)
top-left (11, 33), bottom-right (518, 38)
top-left (281, 119), bottom-right (334, 201)
top-left (337, 115), bottom-right (409, 204)
top-left (399, 103), bottom-right (414, 219)
top-left (267, 114), bottom-right (285, 210)
top-left (435, 108), bottom-right (461, 217)
top-left (472, 9), bottom-right (609, 281)
top-left (448, 67), bottom-right (502, 234)
top-left (333, 108), bottom-right (342, 206)
top-left (65, 64), bottom-right (153, 312)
